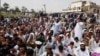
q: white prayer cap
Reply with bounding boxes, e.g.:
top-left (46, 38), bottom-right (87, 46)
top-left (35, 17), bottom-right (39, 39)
top-left (82, 29), bottom-right (86, 33)
top-left (80, 22), bottom-right (84, 25)
top-left (89, 28), bottom-right (93, 32)
top-left (80, 42), bottom-right (85, 45)
top-left (14, 28), bottom-right (16, 30)
top-left (30, 33), bottom-right (34, 36)
top-left (55, 17), bottom-right (58, 19)
top-left (14, 45), bottom-right (19, 50)
top-left (40, 25), bottom-right (42, 27)
top-left (35, 31), bottom-right (38, 35)
top-left (66, 29), bottom-right (71, 32)
top-left (59, 34), bottom-right (64, 37)
top-left (89, 30), bottom-right (93, 33)
top-left (45, 45), bottom-right (52, 49)
top-left (66, 33), bottom-right (70, 36)
top-left (10, 35), bottom-right (13, 38)
top-left (35, 41), bottom-right (42, 45)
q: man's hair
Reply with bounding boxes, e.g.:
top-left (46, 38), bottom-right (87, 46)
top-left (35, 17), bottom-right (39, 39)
top-left (58, 45), bottom-right (63, 51)
top-left (19, 43), bottom-right (26, 50)
top-left (26, 49), bottom-right (34, 56)
top-left (77, 18), bottom-right (83, 21)
top-left (70, 42), bottom-right (74, 45)
top-left (74, 37), bottom-right (79, 41)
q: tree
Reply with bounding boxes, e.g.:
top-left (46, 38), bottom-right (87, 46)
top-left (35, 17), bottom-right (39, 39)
top-left (31, 9), bottom-right (35, 17)
top-left (9, 8), bottom-right (15, 13)
top-left (3, 2), bottom-right (9, 12)
top-left (21, 6), bottom-right (28, 15)
top-left (31, 9), bottom-right (35, 13)
top-left (0, 7), bottom-right (4, 11)
top-left (14, 7), bottom-right (21, 12)
top-left (21, 6), bottom-right (27, 12)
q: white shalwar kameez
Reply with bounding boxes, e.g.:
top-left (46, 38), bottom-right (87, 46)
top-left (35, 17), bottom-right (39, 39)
top-left (74, 47), bottom-right (90, 56)
top-left (51, 22), bottom-right (62, 36)
top-left (54, 49), bottom-right (68, 56)
top-left (74, 22), bottom-right (84, 40)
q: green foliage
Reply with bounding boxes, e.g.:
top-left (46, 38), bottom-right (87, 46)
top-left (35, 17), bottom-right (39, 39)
top-left (0, 3), bottom-right (35, 18)
top-left (15, 7), bottom-right (21, 12)
top-left (3, 2), bottom-right (9, 11)
top-left (31, 9), bottom-right (35, 13)
top-left (9, 9), bottom-right (15, 13)
top-left (22, 6), bottom-right (27, 12)
top-left (0, 7), bottom-right (4, 11)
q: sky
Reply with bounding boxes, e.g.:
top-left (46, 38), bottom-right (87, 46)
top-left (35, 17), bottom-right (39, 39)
top-left (1, 0), bottom-right (100, 13)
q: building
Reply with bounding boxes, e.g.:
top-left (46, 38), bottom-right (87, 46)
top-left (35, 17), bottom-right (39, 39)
top-left (63, 0), bottom-right (100, 14)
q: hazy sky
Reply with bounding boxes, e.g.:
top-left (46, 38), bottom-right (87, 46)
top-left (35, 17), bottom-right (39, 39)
top-left (1, 0), bottom-right (100, 13)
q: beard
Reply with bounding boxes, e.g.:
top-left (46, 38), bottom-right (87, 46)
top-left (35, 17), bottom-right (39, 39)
top-left (80, 48), bottom-right (86, 51)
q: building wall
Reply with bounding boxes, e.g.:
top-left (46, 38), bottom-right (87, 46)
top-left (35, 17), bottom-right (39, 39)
top-left (83, 5), bottom-right (100, 14)
top-left (67, 1), bottom-right (83, 12)
top-left (71, 2), bottom-right (82, 8)
top-left (65, 1), bottom-right (100, 14)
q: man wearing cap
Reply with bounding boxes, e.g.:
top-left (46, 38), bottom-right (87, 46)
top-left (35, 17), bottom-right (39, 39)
top-left (40, 45), bottom-right (54, 56)
top-left (63, 32), bottom-right (74, 46)
top-left (52, 34), bottom-right (65, 49)
top-left (51, 19), bottom-right (62, 36)
top-left (67, 42), bottom-right (75, 56)
top-left (34, 41), bottom-right (45, 56)
top-left (74, 42), bottom-right (90, 56)
top-left (89, 37), bottom-right (100, 53)
top-left (55, 45), bottom-right (68, 56)
top-left (74, 18), bottom-right (85, 41)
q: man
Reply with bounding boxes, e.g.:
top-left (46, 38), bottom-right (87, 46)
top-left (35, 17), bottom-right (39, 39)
top-left (89, 37), bottom-right (100, 52)
top-left (67, 42), bottom-right (75, 56)
top-left (74, 18), bottom-right (85, 41)
top-left (5, 28), bottom-right (13, 38)
top-left (40, 45), bottom-right (54, 56)
top-left (55, 45), bottom-right (68, 56)
top-left (52, 34), bottom-right (65, 50)
top-left (51, 19), bottom-right (62, 36)
top-left (36, 33), bottom-right (45, 43)
top-left (74, 37), bottom-right (81, 48)
top-left (46, 30), bottom-right (54, 46)
top-left (74, 42), bottom-right (90, 56)
top-left (45, 20), bottom-right (52, 30)
top-left (34, 41), bottom-right (45, 56)
top-left (27, 33), bottom-right (35, 46)
top-left (63, 32), bottom-right (74, 46)
top-left (17, 44), bottom-right (27, 56)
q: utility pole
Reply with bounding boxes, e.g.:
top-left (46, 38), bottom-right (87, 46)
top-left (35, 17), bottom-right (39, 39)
top-left (42, 8), bottom-right (43, 12)
top-left (0, 0), bottom-right (1, 8)
top-left (0, 0), bottom-right (1, 9)
top-left (87, 0), bottom-right (91, 13)
top-left (0, 0), bottom-right (1, 15)
top-left (43, 4), bottom-right (46, 13)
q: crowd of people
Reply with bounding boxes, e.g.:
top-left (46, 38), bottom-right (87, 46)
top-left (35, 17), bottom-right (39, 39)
top-left (0, 13), bottom-right (100, 56)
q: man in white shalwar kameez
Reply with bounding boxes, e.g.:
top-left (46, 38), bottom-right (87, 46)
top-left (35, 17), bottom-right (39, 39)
top-left (55, 46), bottom-right (68, 56)
top-left (51, 19), bottom-right (62, 36)
top-left (41, 45), bottom-right (54, 56)
top-left (34, 41), bottom-right (45, 56)
top-left (74, 42), bottom-right (90, 56)
top-left (74, 18), bottom-right (85, 41)
top-left (89, 37), bottom-right (100, 52)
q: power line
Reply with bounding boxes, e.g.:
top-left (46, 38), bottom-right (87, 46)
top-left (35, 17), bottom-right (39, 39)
top-left (0, 0), bottom-right (1, 8)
